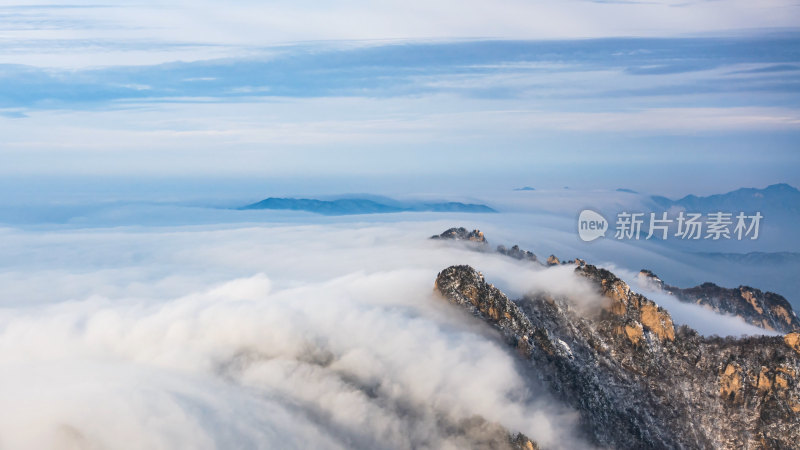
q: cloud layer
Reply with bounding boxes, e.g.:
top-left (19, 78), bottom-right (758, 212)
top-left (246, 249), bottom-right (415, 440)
top-left (2, 1), bottom-right (799, 68)
top-left (1, 37), bottom-right (797, 188)
top-left (0, 208), bottom-right (789, 448)
top-left (0, 222), bottom-right (600, 449)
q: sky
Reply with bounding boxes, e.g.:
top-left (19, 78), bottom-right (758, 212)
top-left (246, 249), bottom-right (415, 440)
top-left (1, 1), bottom-right (799, 197)
top-left (2, 4), bottom-right (799, 448)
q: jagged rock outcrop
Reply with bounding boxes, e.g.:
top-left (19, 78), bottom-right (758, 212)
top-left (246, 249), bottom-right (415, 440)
top-left (431, 227), bottom-right (578, 269)
top-left (637, 269), bottom-right (665, 290)
top-left (431, 228), bottom-right (542, 265)
top-left (497, 245), bottom-right (538, 262)
top-left (435, 266), bottom-right (536, 355)
top-left (430, 227), bottom-right (487, 243)
top-left (435, 264), bottom-right (800, 449)
top-left (639, 270), bottom-right (800, 334)
top-left (586, 265), bottom-right (676, 342)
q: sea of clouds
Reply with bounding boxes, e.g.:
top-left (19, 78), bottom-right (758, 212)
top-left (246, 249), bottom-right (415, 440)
top-left (0, 221), bottom-right (600, 449)
top-left (0, 203), bottom-right (785, 449)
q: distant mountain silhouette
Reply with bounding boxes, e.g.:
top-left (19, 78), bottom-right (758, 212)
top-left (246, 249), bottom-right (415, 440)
top-left (651, 183), bottom-right (800, 214)
top-left (241, 197), bottom-right (496, 215)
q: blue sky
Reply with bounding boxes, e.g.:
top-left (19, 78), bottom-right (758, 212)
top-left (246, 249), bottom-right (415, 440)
top-left (1, 1), bottom-right (799, 196)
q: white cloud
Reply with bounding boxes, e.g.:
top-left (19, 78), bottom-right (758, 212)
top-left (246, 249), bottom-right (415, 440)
top-left (1, 1), bottom-right (798, 67)
top-left (2, 97), bottom-right (797, 177)
top-left (0, 222), bottom-right (596, 449)
top-left (0, 202), bottom-right (790, 448)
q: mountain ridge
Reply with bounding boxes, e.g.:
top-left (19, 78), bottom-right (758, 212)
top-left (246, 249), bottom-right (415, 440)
top-left (432, 226), bottom-right (798, 334)
top-left (651, 183), bottom-right (800, 214)
top-left (434, 262), bottom-right (800, 448)
top-left (638, 269), bottom-right (800, 333)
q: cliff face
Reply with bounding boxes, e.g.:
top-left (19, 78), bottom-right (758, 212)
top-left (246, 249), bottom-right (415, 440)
top-left (639, 270), bottom-right (800, 334)
top-left (435, 265), bottom-right (800, 449)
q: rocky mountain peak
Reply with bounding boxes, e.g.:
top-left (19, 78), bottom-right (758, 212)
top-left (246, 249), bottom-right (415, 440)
top-left (637, 269), bottom-right (664, 290)
top-left (434, 262), bottom-right (800, 448)
top-left (430, 227), bottom-right (487, 243)
top-left (434, 265), bottom-right (536, 355)
top-left (431, 227), bottom-right (542, 265)
top-left (580, 265), bottom-right (676, 342)
top-left (496, 244), bottom-right (538, 262)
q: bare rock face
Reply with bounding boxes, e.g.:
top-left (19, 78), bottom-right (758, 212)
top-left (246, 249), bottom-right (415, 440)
top-left (787, 332), bottom-right (800, 354)
top-left (435, 264), bottom-right (800, 449)
top-left (585, 265), bottom-right (675, 342)
top-left (497, 245), bottom-right (538, 263)
top-left (545, 255), bottom-right (560, 266)
top-left (430, 227), bottom-right (487, 243)
top-left (638, 269), bottom-right (800, 333)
